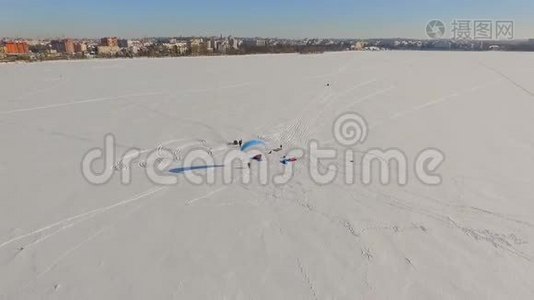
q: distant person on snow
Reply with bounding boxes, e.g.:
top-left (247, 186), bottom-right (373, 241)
top-left (280, 155), bottom-right (297, 165)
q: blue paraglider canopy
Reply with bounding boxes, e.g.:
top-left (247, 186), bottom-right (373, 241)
top-left (240, 139), bottom-right (266, 152)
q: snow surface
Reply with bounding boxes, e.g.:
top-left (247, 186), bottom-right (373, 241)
top-left (1, 51), bottom-right (534, 299)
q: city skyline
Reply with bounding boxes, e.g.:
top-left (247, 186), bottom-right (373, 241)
top-left (1, 0), bottom-right (533, 39)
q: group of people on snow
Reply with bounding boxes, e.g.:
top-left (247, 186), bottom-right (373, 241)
top-left (230, 138), bottom-right (296, 168)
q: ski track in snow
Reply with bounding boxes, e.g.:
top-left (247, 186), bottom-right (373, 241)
top-left (36, 228), bottom-right (106, 279)
top-left (370, 78), bottom-right (506, 130)
top-left (0, 92), bottom-right (167, 115)
top-left (2, 53), bottom-right (534, 298)
top-left (296, 258), bottom-right (319, 300)
top-left (270, 78), bottom-right (388, 149)
top-left (0, 80), bottom-right (258, 116)
top-left (478, 62), bottom-right (534, 98)
top-left (185, 186), bottom-right (228, 206)
top-left (1, 182), bottom-right (234, 297)
top-left (0, 187), bottom-right (167, 251)
top-left (0, 177), bottom-right (235, 254)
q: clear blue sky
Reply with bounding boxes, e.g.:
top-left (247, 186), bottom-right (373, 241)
top-left (0, 0), bottom-right (533, 39)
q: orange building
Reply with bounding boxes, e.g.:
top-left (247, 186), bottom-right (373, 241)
top-left (64, 39), bottom-right (75, 55)
top-left (101, 37), bottom-right (118, 47)
top-left (51, 39), bottom-right (76, 55)
top-left (74, 42), bottom-right (87, 53)
top-left (5, 42), bottom-right (29, 55)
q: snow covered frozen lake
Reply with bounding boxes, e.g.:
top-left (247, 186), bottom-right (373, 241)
top-left (1, 51), bottom-right (534, 299)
